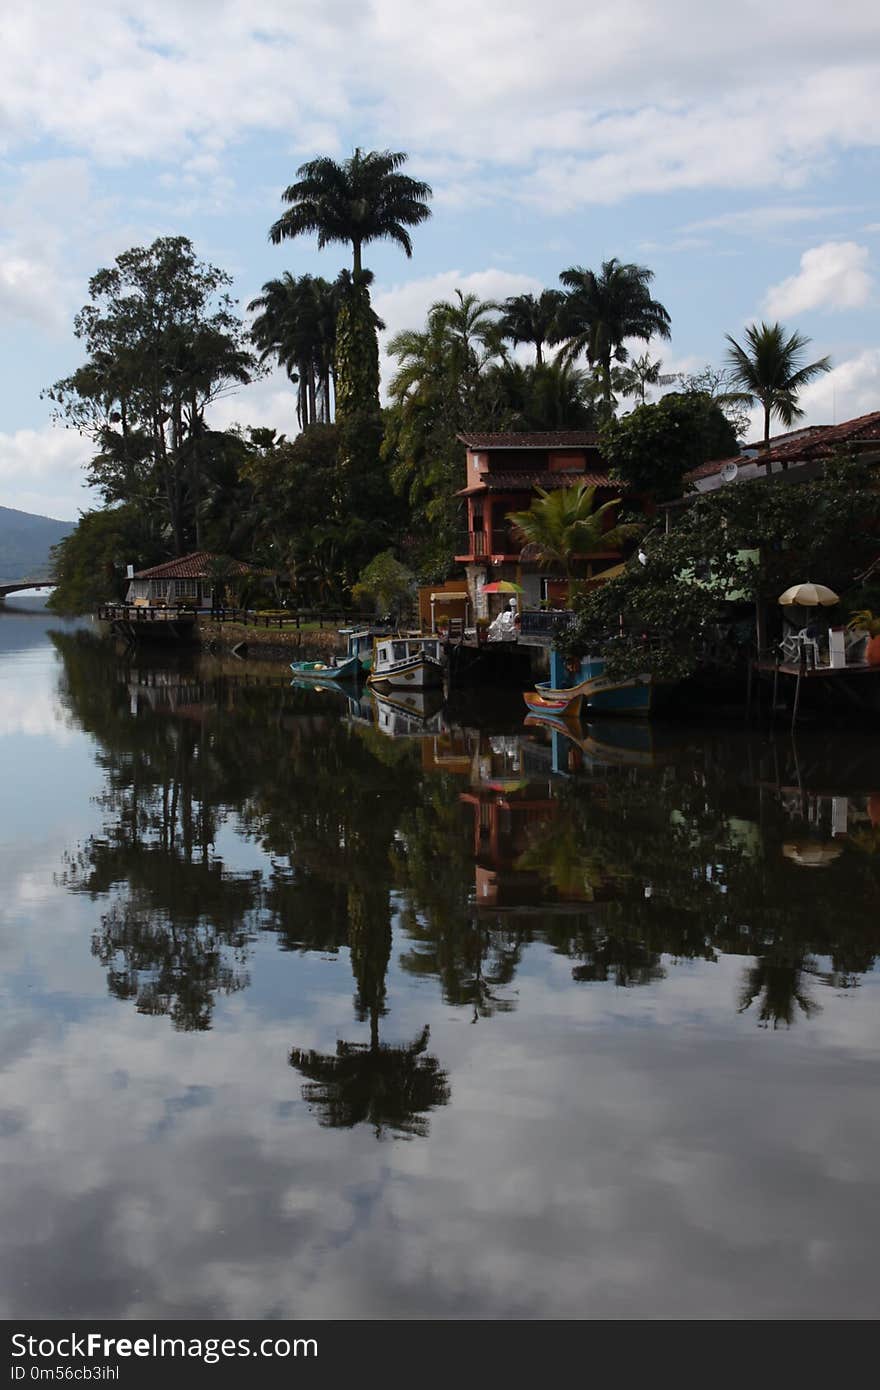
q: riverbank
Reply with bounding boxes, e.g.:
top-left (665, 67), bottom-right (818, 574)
top-left (198, 618), bottom-right (347, 664)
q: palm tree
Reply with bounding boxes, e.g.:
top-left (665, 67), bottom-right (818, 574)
top-left (499, 290), bottom-right (564, 365)
top-left (556, 259), bottom-right (671, 408)
top-left (616, 352), bottom-right (663, 406)
top-left (485, 358), bottom-right (596, 431)
top-left (248, 273), bottom-right (337, 427)
top-left (507, 483), bottom-right (643, 580)
top-left (268, 148), bottom-right (432, 277)
top-left (724, 321), bottom-right (831, 459)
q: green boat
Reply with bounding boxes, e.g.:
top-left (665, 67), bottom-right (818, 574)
top-left (289, 655), bottom-right (360, 681)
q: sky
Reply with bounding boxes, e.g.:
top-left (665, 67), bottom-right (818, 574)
top-left (1, 0), bottom-right (879, 521)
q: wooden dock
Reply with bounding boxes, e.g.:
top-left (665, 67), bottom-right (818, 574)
top-left (750, 656), bottom-right (880, 726)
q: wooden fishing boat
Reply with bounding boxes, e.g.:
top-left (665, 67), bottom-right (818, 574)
top-left (338, 626), bottom-right (380, 672)
top-left (536, 656), bottom-right (653, 716)
top-left (367, 635), bottom-right (444, 690)
top-left (522, 688), bottom-right (583, 717)
top-left (289, 654), bottom-right (360, 682)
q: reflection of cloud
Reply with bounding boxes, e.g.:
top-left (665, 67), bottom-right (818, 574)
top-left (0, 687), bottom-right (74, 741)
top-left (3, 931), bottom-right (880, 1319)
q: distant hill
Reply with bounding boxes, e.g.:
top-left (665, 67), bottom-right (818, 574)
top-left (0, 506), bottom-right (74, 582)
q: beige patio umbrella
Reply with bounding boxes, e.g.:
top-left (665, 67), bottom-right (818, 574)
top-left (778, 582), bottom-right (839, 607)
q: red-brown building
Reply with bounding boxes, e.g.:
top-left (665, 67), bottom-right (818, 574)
top-left (454, 430), bottom-right (631, 618)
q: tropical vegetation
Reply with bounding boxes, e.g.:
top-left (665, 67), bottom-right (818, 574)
top-left (724, 321), bottom-right (831, 454)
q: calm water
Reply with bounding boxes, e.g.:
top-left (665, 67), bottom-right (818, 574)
top-left (2, 597), bottom-right (879, 1320)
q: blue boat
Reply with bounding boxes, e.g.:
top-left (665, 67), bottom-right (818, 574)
top-left (289, 654), bottom-right (360, 682)
top-left (536, 652), bottom-right (653, 716)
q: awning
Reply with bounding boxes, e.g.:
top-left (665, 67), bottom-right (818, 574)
top-left (430, 592), bottom-right (469, 601)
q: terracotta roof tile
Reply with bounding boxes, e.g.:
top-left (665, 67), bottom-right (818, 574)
top-left (133, 551), bottom-right (256, 580)
top-left (457, 431), bottom-right (601, 449)
top-left (687, 412), bottom-right (880, 484)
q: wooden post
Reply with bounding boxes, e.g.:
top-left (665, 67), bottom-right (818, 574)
top-left (791, 654), bottom-right (804, 731)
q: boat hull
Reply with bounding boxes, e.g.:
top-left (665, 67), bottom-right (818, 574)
top-left (290, 655), bottom-right (360, 681)
top-left (523, 689), bottom-right (583, 717)
top-left (368, 658), bottom-right (443, 690)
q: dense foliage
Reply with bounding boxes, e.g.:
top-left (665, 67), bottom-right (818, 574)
top-left (558, 454), bottom-right (880, 681)
top-left (45, 237), bottom-right (259, 557)
top-left (600, 390), bottom-right (740, 500)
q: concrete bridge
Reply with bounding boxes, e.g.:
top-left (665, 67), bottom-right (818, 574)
top-left (0, 577), bottom-right (54, 600)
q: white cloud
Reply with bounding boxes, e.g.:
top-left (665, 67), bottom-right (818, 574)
top-left (763, 241), bottom-right (873, 318)
top-left (373, 267), bottom-right (542, 373)
top-left (1, 4), bottom-right (879, 207)
top-left (0, 425), bottom-right (93, 520)
top-left (795, 348), bottom-right (880, 425)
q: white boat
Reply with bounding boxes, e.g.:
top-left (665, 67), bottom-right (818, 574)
top-left (367, 635), bottom-right (444, 690)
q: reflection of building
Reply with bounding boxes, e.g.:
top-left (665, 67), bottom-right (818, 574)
top-left (460, 735), bottom-right (594, 911)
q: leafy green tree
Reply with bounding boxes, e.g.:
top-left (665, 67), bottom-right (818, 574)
top-left (45, 237), bottom-right (258, 555)
top-left (724, 321), bottom-right (831, 456)
top-left (48, 505), bottom-right (163, 614)
top-left (601, 390), bottom-right (739, 500)
top-left (351, 549), bottom-right (415, 621)
top-left (499, 290), bottom-right (565, 365)
top-left (507, 483), bottom-right (643, 580)
top-left (556, 258), bottom-right (671, 409)
top-left (558, 452), bottom-right (880, 680)
top-left (269, 148), bottom-right (432, 279)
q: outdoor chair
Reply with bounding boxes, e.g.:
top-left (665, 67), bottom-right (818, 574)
top-left (779, 628), bottom-right (820, 667)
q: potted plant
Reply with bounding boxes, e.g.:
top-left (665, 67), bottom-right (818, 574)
top-left (847, 610), bottom-right (880, 666)
top-left (435, 610), bottom-right (450, 637)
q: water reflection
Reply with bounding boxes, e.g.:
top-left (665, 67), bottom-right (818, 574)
top-left (4, 620), bottom-right (880, 1319)
top-left (50, 631), bottom-right (880, 1045)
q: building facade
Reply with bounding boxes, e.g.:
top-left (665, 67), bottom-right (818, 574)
top-left (453, 430), bottom-right (632, 619)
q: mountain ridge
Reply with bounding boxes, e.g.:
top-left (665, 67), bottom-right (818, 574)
top-left (0, 505), bottom-right (75, 582)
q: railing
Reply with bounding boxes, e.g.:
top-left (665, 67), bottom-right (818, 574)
top-left (519, 609), bottom-right (576, 639)
top-left (456, 530), bottom-right (520, 558)
top-left (97, 604), bottom-right (367, 630)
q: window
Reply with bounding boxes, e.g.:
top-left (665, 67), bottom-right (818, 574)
top-left (174, 579), bottom-right (198, 598)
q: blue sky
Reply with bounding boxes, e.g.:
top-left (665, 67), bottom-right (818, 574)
top-left (1, 0), bottom-right (879, 520)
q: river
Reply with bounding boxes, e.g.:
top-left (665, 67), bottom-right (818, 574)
top-left (2, 596), bottom-right (879, 1319)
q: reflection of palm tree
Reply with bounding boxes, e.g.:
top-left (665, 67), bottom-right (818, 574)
top-left (291, 883), bottom-right (450, 1137)
top-left (571, 930), bottom-right (664, 988)
top-left (738, 953), bottom-right (821, 1028)
top-left (290, 1024), bottom-right (449, 1139)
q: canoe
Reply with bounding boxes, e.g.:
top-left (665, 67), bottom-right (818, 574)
top-left (289, 655), bottom-right (360, 681)
top-left (536, 671), bottom-right (653, 716)
top-left (523, 688), bottom-right (583, 716)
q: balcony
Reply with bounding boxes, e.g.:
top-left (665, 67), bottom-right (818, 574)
top-left (456, 529), bottom-right (520, 561)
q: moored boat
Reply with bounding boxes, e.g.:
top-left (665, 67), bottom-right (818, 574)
top-left (537, 654), bottom-right (653, 716)
top-left (523, 688), bottom-right (583, 717)
top-left (339, 626), bottom-right (379, 672)
top-left (367, 635), bottom-right (444, 690)
top-left (290, 654), bottom-right (361, 682)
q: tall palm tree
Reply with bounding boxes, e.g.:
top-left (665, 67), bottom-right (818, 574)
top-left (268, 148), bottom-right (432, 277)
top-left (499, 290), bottom-right (564, 365)
top-left (507, 483), bottom-right (643, 580)
top-left (556, 258), bottom-right (671, 408)
top-left (248, 273), bottom-right (336, 427)
top-left (724, 321), bottom-right (831, 458)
